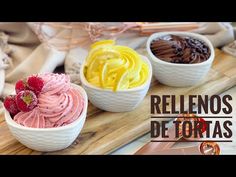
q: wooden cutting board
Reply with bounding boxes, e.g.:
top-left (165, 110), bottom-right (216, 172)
top-left (0, 49), bottom-right (236, 155)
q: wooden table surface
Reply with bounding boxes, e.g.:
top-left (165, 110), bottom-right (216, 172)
top-left (0, 49), bottom-right (236, 155)
top-left (112, 85), bottom-right (236, 155)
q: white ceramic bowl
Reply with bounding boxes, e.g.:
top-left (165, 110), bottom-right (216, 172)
top-left (80, 55), bottom-right (152, 112)
top-left (146, 32), bottom-right (215, 87)
top-left (4, 84), bottom-right (88, 152)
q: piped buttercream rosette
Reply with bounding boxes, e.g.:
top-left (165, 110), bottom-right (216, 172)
top-left (14, 73), bottom-right (84, 128)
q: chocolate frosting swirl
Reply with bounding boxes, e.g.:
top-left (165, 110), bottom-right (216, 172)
top-left (150, 35), bottom-right (211, 64)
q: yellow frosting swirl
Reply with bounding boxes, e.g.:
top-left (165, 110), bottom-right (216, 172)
top-left (84, 40), bottom-right (149, 91)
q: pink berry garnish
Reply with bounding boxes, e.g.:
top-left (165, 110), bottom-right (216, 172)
top-left (27, 75), bottom-right (44, 95)
top-left (16, 90), bottom-right (38, 112)
top-left (3, 95), bottom-right (20, 116)
top-left (15, 79), bottom-right (28, 94)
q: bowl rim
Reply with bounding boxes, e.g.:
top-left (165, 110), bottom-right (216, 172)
top-left (4, 83), bottom-right (88, 131)
top-left (146, 31), bottom-right (215, 67)
top-left (80, 54), bottom-right (153, 93)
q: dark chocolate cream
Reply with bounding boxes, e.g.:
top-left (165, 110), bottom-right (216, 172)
top-left (150, 35), bottom-right (211, 64)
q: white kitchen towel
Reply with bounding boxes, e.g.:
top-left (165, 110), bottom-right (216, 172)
top-left (192, 22), bottom-right (235, 48)
top-left (222, 40), bottom-right (236, 57)
top-left (0, 58), bottom-right (5, 95)
top-left (0, 31), bottom-right (12, 95)
top-left (0, 23), bottom-right (67, 97)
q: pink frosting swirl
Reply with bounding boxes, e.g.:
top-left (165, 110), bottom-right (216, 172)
top-left (41, 73), bottom-right (70, 94)
top-left (14, 73), bottom-right (84, 128)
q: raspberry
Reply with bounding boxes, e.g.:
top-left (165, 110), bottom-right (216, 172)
top-left (15, 79), bottom-right (28, 94)
top-left (27, 75), bottom-right (44, 95)
top-left (16, 90), bottom-right (38, 112)
top-left (3, 95), bottom-right (19, 116)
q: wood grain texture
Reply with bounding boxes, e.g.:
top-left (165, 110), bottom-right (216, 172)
top-left (0, 49), bottom-right (236, 155)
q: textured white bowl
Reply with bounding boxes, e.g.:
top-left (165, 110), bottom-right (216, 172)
top-left (146, 32), bottom-right (215, 87)
top-left (4, 84), bottom-right (88, 152)
top-left (80, 55), bottom-right (152, 112)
